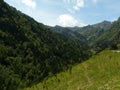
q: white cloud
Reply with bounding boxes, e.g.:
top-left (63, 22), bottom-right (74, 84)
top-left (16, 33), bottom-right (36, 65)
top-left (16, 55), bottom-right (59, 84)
top-left (63, 0), bottom-right (85, 11)
top-left (21, 0), bottom-right (36, 8)
top-left (58, 14), bottom-right (78, 27)
top-left (73, 0), bottom-right (85, 10)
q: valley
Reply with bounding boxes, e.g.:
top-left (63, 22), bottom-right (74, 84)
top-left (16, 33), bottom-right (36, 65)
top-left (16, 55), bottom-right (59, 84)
top-left (0, 0), bottom-right (120, 90)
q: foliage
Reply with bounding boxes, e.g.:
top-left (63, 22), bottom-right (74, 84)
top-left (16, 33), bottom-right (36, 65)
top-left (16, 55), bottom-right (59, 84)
top-left (50, 21), bottom-right (112, 52)
top-left (25, 50), bottom-right (120, 90)
top-left (49, 25), bottom-right (87, 43)
top-left (0, 1), bottom-right (90, 90)
top-left (92, 18), bottom-right (120, 51)
top-left (1, 0), bottom-right (120, 90)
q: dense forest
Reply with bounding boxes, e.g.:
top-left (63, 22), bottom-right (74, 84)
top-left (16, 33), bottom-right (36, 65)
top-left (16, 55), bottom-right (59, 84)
top-left (0, 0), bottom-right (120, 90)
top-left (51, 19), bottom-right (120, 52)
top-left (0, 0), bottom-right (90, 90)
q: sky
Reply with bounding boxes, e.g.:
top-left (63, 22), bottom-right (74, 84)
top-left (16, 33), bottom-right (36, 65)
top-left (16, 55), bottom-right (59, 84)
top-left (4, 0), bottom-right (120, 27)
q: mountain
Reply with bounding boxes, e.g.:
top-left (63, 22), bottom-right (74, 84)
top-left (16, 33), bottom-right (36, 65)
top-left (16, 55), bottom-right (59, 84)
top-left (50, 21), bottom-right (112, 49)
top-left (25, 50), bottom-right (120, 90)
top-left (1, 0), bottom-right (120, 90)
top-left (93, 20), bottom-right (112, 30)
top-left (92, 18), bottom-right (120, 51)
top-left (74, 21), bottom-right (112, 47)
top-left (0, 1), bottom-right (90, 90)
top-left (50, 25), bottom-right (86, 42)
top-left (74, 19), bottom-right (119, 52)
top-left (49, 18), bottom-right (120, 52)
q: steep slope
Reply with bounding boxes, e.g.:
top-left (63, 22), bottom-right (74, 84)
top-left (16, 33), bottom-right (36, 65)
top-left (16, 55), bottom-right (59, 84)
top-left (0, 1), bottom-right (90, 90)
top-left (25, 50), bottom-right (120, 90)
top-left (49, 16), bottom-right (120, 53)
top-left (50, 25), bottom-right (86, 42)
top-left (75, 21), bottom-right (111, 36)
top-left (75, 21), bottom-right (112, 46)
top-left (92, 18), bottom-right (120, 51)
top-left (50, 21), bottom-right (112, 49)
top-left (93, 20), bottom-right (112, 30)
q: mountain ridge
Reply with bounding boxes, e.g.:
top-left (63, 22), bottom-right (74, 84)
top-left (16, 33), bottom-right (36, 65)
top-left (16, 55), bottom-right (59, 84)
top-left (0, 0), bottom-right (120, 90)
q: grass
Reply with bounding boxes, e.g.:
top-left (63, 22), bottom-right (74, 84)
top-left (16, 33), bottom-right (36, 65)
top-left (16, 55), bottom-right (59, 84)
top-left (24, 50), bottom-right (120, 90)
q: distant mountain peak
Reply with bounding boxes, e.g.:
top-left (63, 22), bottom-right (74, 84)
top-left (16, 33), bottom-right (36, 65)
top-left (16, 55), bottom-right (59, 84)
top-left (102, 20), bottom-right (111, 23)
top-left (118, 17), bottom-right (120, 21)
top-left (55, 25), bottom-right (61, 27)
top-left (93, 20), bottom-right (111, 30)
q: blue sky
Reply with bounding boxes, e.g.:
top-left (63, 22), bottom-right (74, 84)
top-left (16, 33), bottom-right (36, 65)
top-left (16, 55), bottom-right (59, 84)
top-left (4, 0), bottom-right (120, 27)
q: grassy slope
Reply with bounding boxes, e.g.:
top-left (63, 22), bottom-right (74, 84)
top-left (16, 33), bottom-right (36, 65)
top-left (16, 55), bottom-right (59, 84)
top-left (24, 50), bottom-right (120, 90)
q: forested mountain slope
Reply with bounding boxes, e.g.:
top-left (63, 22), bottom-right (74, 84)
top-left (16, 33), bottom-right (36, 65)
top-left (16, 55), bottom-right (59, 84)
top-left (1, 0), bottom-right (120, 90)
top-left (50, 20), bottom-right (112, 49)
top-left (74, 21), bottom-right (112, 47)
top-left (92, 18), bottom-right (120, 51)
top-left (50, 25), bottom-right (86, 42)
top-left (0, 0), bottom-right (90, 90)
top-left (50, 19), bottom-right (120, 52)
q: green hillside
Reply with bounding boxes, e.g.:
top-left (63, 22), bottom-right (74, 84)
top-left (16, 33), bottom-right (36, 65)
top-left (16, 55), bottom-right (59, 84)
top-left (25, 50), bottom-right (120, 90)
top-left (1, 0), bottom-right (120, 90)
top-left (0, 1), bottom-right (90, 90)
